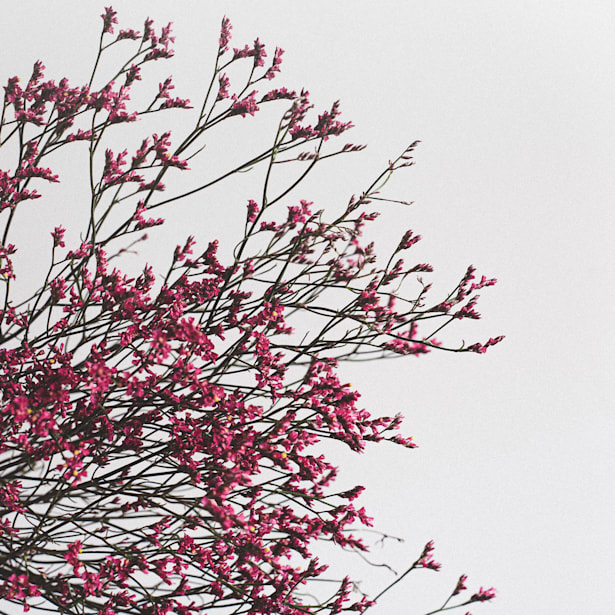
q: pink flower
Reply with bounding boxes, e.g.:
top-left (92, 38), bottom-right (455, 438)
top-left (67, 241), bottom-right (92, 259)
top-left (49, 276), bottom-right (67, 302)
top-left (230, 91), bottom-right (259, 117)
top-left (417, 540), bottom-right (441, 571)
top-left (453, 574), bottom-right (468, 595)
top-left (265, 47), bottom-right (284, 80)
top-left (247, 199), bottom-right (260, 222)
top-left (218, 16), bottom-right (232, 54)
top-left (261, 87), bottom-right (296, 102)
top-left (51, 225), bottom-right (65, 248)
top-left (216, 73), bottom-right (230, 101)
top-left (469, 586), bottom-right (497, 602)
top-left (397, 229), bottom-right (421, 251)
top-left (101, 7), bottom-right (118, 34)
top-left (117, 28), bottom-right (140, 41)
top-left (66, 540), bottom-right (84, 573)
top-left (0, 574), bottom-right (40, 610)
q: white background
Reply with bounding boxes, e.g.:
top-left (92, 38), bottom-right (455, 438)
top-left (1, 2), bottom-right (614, 614)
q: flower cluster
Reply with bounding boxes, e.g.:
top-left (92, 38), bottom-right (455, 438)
top-left (0, 8), bottom-right (500, 615)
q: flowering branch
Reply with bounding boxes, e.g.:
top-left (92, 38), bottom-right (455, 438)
top-left (0, 8), bottom-right (501, 615)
